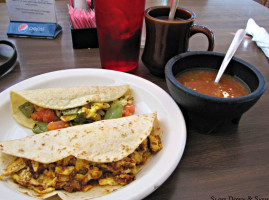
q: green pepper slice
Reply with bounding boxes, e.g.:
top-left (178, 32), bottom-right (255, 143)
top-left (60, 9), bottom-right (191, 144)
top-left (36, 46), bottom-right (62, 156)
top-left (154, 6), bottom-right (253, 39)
top-left (19, 102), bottom-right (34, 118)
top-left (73, 113), bottom-right (89, 124)
top-left (62, 107), bottom-right (80, 116)
top-left (32, 122), bottom-right (48, 134)
top-left (104, 104), bottom-right (124, 120)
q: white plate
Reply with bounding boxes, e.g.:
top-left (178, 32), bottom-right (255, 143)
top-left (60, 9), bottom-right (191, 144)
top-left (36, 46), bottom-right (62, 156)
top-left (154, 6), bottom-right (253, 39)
top-left (0, 69), bottom-right (186, 200)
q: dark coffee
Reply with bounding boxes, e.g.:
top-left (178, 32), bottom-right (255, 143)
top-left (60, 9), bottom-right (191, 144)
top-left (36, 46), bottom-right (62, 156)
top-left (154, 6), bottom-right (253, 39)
top-left (156, 16), bottom-right (186, 21)
top-left (142, 6), bottom-right (214, 77)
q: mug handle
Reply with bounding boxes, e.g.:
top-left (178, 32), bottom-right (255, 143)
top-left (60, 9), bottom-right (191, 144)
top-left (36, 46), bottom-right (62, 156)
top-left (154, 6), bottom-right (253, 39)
top-left (190, 24), bottom-right (215, 51)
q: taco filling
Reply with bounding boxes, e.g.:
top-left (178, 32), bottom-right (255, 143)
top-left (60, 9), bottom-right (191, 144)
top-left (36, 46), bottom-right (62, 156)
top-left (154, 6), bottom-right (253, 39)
top-left (0, 113), bottom-right (162, 199)
top-left (0, 133), bottom-right (161, 194)
top-left (11, 85), bottom-right (135, 133)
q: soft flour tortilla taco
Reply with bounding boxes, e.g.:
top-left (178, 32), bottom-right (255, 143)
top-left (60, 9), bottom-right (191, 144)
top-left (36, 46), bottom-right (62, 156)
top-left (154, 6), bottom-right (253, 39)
top-left (0, 113), bottom-right (162, 199)
top-left (10, 85), bottom-right (135, 133)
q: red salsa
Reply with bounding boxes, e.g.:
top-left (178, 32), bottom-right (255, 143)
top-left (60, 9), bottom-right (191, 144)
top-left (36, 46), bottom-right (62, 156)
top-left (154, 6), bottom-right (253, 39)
top-left (176, 69), bottom-right (250, 98)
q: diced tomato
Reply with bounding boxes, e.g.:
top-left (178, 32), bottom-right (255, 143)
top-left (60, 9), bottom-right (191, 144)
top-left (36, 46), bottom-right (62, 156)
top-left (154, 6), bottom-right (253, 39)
top-left (47, 121), bottom-right (69, 131)
top-left (31, 108), bottom-right (57, 123)
top-left (31, 112), bottom-right (43, 122)
top-left (122, 104), bottom-right (135, 117)
top-left (42, 109), bottom-right (57, 123)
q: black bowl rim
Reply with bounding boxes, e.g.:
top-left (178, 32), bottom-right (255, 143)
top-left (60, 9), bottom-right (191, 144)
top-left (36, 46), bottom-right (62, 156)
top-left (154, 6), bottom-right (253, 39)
top-left (165, 51), bottom-right (267, 103)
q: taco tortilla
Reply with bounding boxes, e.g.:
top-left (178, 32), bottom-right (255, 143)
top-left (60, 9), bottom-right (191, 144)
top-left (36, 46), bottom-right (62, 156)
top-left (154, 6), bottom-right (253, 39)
top-left (0, 113), bottom-right (162, 199)
top-left (10, 85), bottom-right (135, 133)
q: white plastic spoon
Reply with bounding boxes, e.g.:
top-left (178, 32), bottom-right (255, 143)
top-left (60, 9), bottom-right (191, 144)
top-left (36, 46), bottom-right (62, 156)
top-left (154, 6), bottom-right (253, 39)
top-left (169, 0), bottom-right (180, 19)
top-left (214, 29), bottom-right (246, 83)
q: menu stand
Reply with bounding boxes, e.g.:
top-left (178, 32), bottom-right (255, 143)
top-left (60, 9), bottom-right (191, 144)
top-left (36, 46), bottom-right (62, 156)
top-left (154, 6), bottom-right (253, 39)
top-left (7, 22), bottom-right (62, 39)
top-left (6, 0), bottom-right (62, 39)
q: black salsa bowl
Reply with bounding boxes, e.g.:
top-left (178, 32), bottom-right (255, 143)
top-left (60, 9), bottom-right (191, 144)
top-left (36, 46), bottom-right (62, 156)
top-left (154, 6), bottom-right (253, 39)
top-left (165, 51), bottom-right (266, 134)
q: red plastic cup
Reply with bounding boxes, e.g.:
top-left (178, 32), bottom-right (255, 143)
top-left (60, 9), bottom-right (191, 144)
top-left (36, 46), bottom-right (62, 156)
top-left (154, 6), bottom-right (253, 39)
top-left (94, 0), bottom-right (146, 72)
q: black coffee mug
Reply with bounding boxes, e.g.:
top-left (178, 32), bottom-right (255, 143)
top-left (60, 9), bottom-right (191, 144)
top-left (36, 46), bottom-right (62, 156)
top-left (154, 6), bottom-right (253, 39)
top-left (142, 6), bottom-right (215, 77)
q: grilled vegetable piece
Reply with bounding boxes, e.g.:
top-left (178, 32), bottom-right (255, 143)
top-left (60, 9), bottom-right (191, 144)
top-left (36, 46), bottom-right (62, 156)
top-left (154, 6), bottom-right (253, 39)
top-left (47, 121), bottom-right (69, 131)
top-left (19, 102), bottom-right (34, 118)
top-left (32, 122), bottom-right (48, 134)
top-left (104, 104), bottom-right (124, 119)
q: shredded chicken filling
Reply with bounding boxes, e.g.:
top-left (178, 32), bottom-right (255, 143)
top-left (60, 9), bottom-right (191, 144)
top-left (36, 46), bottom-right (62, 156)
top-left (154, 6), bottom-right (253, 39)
top-left (0, 134), bottom-right (162, 194)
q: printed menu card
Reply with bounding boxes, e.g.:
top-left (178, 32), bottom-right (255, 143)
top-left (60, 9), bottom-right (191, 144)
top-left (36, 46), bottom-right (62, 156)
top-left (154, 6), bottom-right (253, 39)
top-left (6, 0), bottom-right (62, 38)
